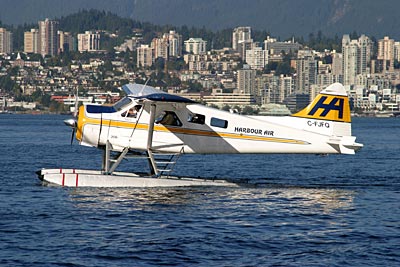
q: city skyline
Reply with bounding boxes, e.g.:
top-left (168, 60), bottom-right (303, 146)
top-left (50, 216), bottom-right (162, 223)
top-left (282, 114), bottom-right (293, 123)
top-left (1, 13), bottom-right (400, 116)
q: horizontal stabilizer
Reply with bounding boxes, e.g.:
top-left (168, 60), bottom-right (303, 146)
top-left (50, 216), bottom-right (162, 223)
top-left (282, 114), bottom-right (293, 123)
top-left (327, 136), bottom-right (363, 154)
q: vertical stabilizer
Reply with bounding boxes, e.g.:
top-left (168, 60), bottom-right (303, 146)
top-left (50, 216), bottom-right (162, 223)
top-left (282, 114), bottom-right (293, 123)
top-left (292, 83), bottom-right (363, 154)
top-left (292, 83), bottom-right (351, 123)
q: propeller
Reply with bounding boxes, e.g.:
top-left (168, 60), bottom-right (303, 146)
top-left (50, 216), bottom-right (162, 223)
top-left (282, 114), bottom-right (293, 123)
top-left (64, 118), bottom-right (77, 145)
top-left (64, 87), bottom-right (79, 145)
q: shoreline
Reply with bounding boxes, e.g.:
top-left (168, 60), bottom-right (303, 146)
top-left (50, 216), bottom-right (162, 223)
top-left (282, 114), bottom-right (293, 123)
top-left (2, 110), bottom-right (399, 118)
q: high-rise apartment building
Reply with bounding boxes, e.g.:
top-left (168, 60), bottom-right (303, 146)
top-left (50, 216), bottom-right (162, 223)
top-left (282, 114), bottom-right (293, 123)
top-left (24, 29), bottom-right (40, 54)
top-left (77, 31), bottom-right (100, 52)
top-left (295, 50), bottom-right (317, 94)
top-left (342, 34), bottom-right (373, 86)
top-left (151, 31), bottom-right (183, 60)
top-left (59, 31), bottom-right (75, 52)
top-left (358, 34), bottom-right (372, 75)
top-left (257, 74), bottom-right (293, 104)
top-left (237, 65), bottom-right (257, 95)
top-left (342, 35), bottom-right (358, 86)
top-left (184, 38), bottom-right (207, 55)
top-left (245, 46), bottom-right (268, 70)
top-left (232, 27), bottom-right (252, 51)
top-left (167, 30), bottom-right (182, 58)
top-left (137, 45), bottom-right (154, 68)
top-left (151, 36), bottom-right (169, 60)
top-left (0, 28), bottom-right (13, 54)
top-left (377, 36), bottom-right (395, 72)
top-left (39, 19), bottom-right (59, 57)
top-left (331, 52), bottom-right (343, 77)
top-left (394, 42), bottom-right (400, 62)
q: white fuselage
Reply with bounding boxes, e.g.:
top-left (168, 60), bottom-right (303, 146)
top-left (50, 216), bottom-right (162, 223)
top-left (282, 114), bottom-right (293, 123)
top-left (77, 98), bottom-right (350, 155)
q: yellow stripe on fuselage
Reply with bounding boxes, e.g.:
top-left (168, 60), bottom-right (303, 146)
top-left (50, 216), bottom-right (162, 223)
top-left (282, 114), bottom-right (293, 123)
top-left (77, 115), bottom-right (308, 145)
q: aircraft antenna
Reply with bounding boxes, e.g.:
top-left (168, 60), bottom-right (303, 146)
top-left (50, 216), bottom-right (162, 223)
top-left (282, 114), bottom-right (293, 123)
top-left (138, 78), bottom-right (150, 96)
top-left (73, 87), bottom-right (79, 117)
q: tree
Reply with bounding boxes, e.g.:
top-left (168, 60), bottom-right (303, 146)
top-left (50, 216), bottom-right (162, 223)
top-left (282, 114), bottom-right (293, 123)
top-left (242, 106), bottom-right (259, 115)
top-left (187, 81), bottom-right (203, 92)
top-left (222, 104), bottom-right (231, 111)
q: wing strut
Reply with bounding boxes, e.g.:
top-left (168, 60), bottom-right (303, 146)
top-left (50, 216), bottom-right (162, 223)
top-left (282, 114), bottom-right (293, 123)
top-left (100, 102), bottom-right (181, 177)
top-left (146, 103), bottom-right (158, 176)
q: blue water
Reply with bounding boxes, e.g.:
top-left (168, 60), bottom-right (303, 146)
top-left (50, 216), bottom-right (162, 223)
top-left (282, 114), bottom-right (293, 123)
top-left (0, 115), bottom-right (399, 266)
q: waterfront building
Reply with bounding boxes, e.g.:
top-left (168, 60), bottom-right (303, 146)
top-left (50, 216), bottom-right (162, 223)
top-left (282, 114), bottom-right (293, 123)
top-left (78, 31), bottom-right (100, 52)
top-left (0, 28), bottom-right (13, 54)
top-left (203, 91), bottom-right (256, 107)
top-left (184, 38), bottom-right (207, 55)
top-left (39, 18), bottom-right (59, 57)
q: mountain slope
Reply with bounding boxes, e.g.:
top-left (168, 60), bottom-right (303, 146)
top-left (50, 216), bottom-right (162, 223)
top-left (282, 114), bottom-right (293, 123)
top-left (1, 0), bottom-right (399, 39)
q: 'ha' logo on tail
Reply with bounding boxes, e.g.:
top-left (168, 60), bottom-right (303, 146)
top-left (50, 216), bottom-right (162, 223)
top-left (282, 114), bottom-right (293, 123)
top-left (292, 83), bottom-right (351, 123)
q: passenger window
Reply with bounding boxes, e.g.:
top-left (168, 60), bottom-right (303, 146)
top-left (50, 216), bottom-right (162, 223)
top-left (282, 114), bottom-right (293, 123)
top-left (210, 117), bottom-right (228, 128)
top-left (155, 111), bottom-right (182, 126)
top-left (188, 113), bottom-right (205, 125)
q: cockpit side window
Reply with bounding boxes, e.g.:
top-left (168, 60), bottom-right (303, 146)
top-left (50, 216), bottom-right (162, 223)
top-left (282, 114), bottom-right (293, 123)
top-left (113, 97), bottom-right (132, 111)
top-left (155, 111), bottom-right (182, 126)
top-left (188, 113), bottom-right (205, 125)
top-left (122, 104), bottom-right (142, 118)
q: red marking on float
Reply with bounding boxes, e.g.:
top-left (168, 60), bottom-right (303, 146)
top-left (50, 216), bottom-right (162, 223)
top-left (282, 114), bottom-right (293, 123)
top-left (75, 173), bottom-right (79, 187)
top-left (62, 173), bottom-right (65, 186)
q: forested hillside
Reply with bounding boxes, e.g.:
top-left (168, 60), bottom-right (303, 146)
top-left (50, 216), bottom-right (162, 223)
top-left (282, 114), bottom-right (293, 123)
top-left (1, 0), bottom-right (400, 39)
top-left (6, 9), bottom-right (351, 52)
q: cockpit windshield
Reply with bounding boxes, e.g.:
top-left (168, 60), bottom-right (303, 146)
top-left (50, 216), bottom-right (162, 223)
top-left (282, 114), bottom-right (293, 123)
top-left (113, 97), bottom-right (132, 111)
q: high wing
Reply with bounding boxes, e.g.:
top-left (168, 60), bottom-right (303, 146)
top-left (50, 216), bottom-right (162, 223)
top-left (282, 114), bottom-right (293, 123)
top-left (122, 83), bottom-right (196, 104)
top-left (122, 83), bottom-right (164, 96)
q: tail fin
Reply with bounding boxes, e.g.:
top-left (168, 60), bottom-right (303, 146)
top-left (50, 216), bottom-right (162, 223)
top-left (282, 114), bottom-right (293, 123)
top-left (292, 83), bottom-right (363, 154)
top-left (292, 83), bottom-right (351, 123)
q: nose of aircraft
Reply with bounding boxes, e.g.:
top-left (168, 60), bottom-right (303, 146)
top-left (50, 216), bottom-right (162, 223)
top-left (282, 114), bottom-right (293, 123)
top-left (64, 118), bottom-right (77, 128)
top-left (64, 118), bottom-right (77, 145)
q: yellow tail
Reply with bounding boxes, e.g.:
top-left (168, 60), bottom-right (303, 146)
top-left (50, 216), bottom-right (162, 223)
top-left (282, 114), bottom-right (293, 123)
top-left (292, 83), bottom-right (351, 123)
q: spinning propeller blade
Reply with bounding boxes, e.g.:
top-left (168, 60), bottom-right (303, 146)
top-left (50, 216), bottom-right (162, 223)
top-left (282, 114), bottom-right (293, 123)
top-left (65, 87), bottom-right (79, 145)
top-left (70, 128), bottom-right (75, 145)
top-left (64, 118), bottom-right (77, 145)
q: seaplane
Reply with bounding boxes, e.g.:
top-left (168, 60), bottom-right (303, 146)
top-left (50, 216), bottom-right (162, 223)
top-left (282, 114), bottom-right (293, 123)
top-left (37, 82), bottom-right (363, 187)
